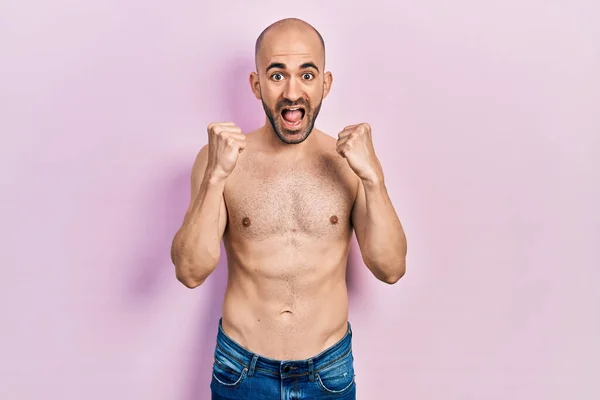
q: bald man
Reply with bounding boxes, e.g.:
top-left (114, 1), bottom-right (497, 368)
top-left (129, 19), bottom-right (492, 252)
top-left (171, 18), bottom-right (407, 399)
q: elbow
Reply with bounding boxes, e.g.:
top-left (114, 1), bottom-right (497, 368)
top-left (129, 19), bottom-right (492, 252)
top-left (171, 247), bottom-right (216, 289)
top-left (171, 238), bottom-right (218, 289)
top-left (382, 268), bottom-right (405, 285)
top-left (174, 261), bottom-right (212, 289)
top-left (176, 271), bottom-right (206, 289)
top-left (370, 258), bottom-right (406, 285)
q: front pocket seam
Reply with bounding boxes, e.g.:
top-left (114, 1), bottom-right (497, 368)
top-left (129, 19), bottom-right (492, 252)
top-left (314, 347), bottom-right (353, 373)
top-left (212, 367), bottom-right (248, 388)
top-left (316, 372), bottom-right (355, 395)
top-left (214, 357), bottom-right (240, 375)
top-left (215, 343), bottom-right (249, 368)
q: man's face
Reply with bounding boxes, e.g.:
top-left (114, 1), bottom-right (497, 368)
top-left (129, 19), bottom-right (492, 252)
top-left (251, 28), bottom-right (332, 144)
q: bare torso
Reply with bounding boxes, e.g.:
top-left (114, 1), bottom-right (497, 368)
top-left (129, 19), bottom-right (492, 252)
top-left (220, 128), bottom-right (359, 360)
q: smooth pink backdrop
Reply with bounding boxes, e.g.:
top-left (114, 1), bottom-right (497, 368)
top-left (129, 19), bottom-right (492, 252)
top-left (1, 1), bottom-right (599, 399)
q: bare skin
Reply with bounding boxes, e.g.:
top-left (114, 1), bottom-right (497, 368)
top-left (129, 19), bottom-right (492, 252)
top-left (220, 128), bottom-right (357, 359)
top-left (171, 18), bottom-right (407, 361)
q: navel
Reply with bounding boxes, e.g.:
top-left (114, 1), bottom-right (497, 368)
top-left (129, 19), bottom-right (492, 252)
top-left (242, 217), bottom-right (251, 227)
top-left (330, 215), bottom-right (339, 224)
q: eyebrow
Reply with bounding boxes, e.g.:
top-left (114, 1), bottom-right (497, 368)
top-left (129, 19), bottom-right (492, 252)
top-left (265, 62), bottom-right (320, 73)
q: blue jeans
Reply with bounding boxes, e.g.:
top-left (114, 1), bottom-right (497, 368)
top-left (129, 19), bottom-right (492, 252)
top-left (210, 318), bottom-right (357, 399)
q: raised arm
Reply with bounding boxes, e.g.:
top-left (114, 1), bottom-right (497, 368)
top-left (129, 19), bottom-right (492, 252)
top-left (336, 122), bottom-right (407, 284)
top-left (351, 177), bottom-right (407, 284)
top-left (170, 122), bottom-right (246, 288)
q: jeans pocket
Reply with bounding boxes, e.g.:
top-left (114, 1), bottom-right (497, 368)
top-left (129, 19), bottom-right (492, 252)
top-left (211, 346), bottom-right (248, 389)
top-left (315, 351), bottom-right (356, 395)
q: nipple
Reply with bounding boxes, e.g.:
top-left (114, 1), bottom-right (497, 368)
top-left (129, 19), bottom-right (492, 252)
top-left (330, 215), bottom-right (338, 224)
top-left (242, 217), bottom-right (251, 227)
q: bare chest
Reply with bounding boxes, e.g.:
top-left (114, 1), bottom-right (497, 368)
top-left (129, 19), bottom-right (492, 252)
top-left (224, 158), bottom-right (356, 240)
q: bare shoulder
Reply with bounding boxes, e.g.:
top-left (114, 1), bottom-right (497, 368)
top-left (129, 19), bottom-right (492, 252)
top-left (227, 129), bottom-right (265, 175)
top-left (314, 130), bottom-right (360, 191)
top-left (232, 129), bottom-right (264, 160)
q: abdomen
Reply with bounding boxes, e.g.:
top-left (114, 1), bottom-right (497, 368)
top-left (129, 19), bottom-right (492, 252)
top-left (220, 234), bottom-right (351, 360)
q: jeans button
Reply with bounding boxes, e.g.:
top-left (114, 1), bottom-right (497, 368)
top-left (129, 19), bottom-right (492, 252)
top-left (283, 365), bottom-right (291, 373)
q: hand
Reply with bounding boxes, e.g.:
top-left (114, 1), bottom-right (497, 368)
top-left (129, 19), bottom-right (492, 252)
top-left (336, 123), bottom-right (383, 183)
top-left (206, 122), bottom-right (246, 180)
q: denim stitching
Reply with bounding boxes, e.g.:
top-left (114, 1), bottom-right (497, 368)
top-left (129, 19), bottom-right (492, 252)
top-left (314, 346), bottom-right (352, 373)
top-left (214, 357), bottom-right (242, 375)
top-left (212, 367), bottom-right (248, 388)
top-left (216, 341), bottom-right (352, 377)
top-left (215, 343), bottom-right (249, 369)
top-left (316, 371), bottom-right (355, 395)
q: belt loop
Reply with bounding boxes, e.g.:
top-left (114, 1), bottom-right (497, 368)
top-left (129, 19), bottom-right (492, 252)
top-left (248, 354), bottom-right (259, 377)
top-left (308, 359), bottom-right (315, 382)
top-left (348, 322), bottom-right (352, 336)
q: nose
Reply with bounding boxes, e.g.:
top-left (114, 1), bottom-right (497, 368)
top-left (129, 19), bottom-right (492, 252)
top-left (283, 77), bottom-right (302, 102)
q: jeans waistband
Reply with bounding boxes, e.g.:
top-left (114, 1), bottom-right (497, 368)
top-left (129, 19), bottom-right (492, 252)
top-left (215, 318), bottom-right (353, 377)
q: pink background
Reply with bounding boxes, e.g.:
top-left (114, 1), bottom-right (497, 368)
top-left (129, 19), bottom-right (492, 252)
top-left (2, 1), bottom-right (599, 399)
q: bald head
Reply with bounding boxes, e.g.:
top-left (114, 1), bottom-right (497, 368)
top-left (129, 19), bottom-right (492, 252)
top-left (248, 18), bottom-right (333, 145)
top-left (254, 18), bottom-right (325, 71)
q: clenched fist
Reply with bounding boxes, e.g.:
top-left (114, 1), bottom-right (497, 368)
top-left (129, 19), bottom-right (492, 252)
top-left (206, 122), bottom-right (246, 180)
top-left (336, 123), bottom-right (383, 183)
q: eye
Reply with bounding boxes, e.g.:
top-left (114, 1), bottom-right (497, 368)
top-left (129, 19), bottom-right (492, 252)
top-left (302, 73), bottom-right (314, 80)
top-left (271, 73), bottom-right (284, 81)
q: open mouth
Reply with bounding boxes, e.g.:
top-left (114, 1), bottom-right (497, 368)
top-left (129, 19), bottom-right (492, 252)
top-left (280, 106), bottom-right (306, 130)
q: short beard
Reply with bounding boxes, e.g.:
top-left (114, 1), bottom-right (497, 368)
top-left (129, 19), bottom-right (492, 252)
top-left (261, 93), bottom-right (323, 145)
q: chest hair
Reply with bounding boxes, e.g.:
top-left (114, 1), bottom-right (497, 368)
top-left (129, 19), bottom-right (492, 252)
top-left (224, 153), bottom-right (356, 241)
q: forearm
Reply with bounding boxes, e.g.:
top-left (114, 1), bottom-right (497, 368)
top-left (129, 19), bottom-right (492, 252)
top-left (360, 178), bottom-right (407, 283)
top-left (171, 174), bottom-right (226, 287)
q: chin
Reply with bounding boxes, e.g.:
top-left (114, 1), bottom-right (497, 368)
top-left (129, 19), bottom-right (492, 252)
top-left (275, 121), bottom-right (313, 144)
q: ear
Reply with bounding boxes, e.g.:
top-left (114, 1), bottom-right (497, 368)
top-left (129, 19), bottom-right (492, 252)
top-left (249, 71), bottom-right (261, 100)
top-left (322, 71), bottom-right (333, 99)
